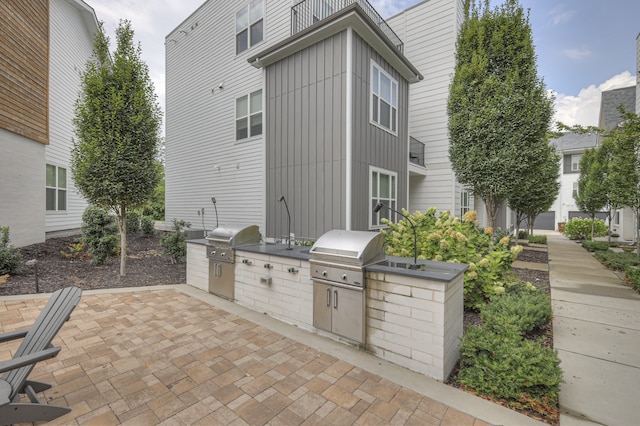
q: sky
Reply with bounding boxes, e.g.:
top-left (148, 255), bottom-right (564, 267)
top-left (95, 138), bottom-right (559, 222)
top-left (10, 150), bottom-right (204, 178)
top-left (85, 0), bottom-right (639, 129)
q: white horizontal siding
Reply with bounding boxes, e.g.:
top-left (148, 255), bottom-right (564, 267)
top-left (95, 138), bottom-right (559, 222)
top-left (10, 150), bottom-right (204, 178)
top-left (46, 0), bottom-right (97, 233)
top-left (0, 129), bottom-right (45, 247)
top-left (165, 0), bottom-right (294, 233)
top-left (389, 0), bottom-right (464, 216)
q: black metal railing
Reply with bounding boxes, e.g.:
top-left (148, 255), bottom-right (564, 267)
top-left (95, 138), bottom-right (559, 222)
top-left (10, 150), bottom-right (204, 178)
top-left (291, 0), bottom-right (404, 53)
top-left (409, 137), bottom-right (425, 166)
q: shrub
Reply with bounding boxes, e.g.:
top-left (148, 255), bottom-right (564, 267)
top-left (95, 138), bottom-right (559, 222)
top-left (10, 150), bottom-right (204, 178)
top-left (0, 226), bottom-right (21, 275)
top-left (517, 230), bottom-right (528, 239)
top-left (625, 266), bottom-right (640, 292)
top-left (141, 216), bottom-right (155, 237)
top-left (527, 235), bottom-right (547, 244)
top-left (593, 250), bottom-right (640, 271)
top-left (458, 325), bottom-right (562, 414)
top-left (126, 210), bottom-right (141, 234)
top-left (381, 209), bottom-right (521, 310)
top-left (160, 219), bottom-right (190, 263)
top-left (582, 241), bottom-right (611, 252)
top-left (563, 217), bottom-right (607, 240)
top-left (482, 289), bottom-right (552, 336)
top-left (81, 206), bottom-right (119, 265)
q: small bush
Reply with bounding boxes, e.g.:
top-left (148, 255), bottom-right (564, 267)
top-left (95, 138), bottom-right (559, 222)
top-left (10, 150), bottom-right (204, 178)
top-left (582, 241), bottom-right (611, 252)
top-left (563, 217), bottom-right (607, 240)
top-left (141, 216), bottom-right (155, 237)
top-left (126, 210), bottom-right (141, 234)
top-left (0, 226), bottom-right (21, 275)
top-left (482, 289), bottom-right (552, 336)
top-left (527, 235), bottom-right (547, 244)
top-left (81, 206), bottom-right (119, 265)
top-left (458, 325), bottom-right (562, 413)
top-left (160, 219), bottom-right (190, 263)
top-left (593, 250), bottom-right (640, 271)
top-left (381, 209), bottom-right (521, 310)
top-left (517, 230), bottom-right (528, 239)
top-left (625, 266), bottom-right (640, 291)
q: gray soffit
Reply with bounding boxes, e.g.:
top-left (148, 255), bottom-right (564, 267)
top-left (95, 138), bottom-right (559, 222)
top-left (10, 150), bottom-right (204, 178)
top-left (247, 3), bottom-right (423, 84)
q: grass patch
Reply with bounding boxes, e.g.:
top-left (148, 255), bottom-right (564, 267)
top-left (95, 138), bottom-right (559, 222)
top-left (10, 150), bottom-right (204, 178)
top-left (527, 235), bottom-right (547, 244)
top-left (593, 250), bottom-right (640, 271)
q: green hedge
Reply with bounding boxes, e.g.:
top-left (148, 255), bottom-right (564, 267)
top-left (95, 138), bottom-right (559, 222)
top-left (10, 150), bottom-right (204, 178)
top-left (582, 241), bottom-right (612, 252)
top-left (593, 250), bottom-right (640, 271)
top-left (563, 217), bottom-right (607, 240)
top-left (527, 235), bottom-right (547, 244)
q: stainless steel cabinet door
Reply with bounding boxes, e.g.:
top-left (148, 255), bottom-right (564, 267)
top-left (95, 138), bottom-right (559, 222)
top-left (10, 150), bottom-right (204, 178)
top-left (313, 281), bottom-right (332, 332)
top-left (332, 286), bottom-right (364, 343)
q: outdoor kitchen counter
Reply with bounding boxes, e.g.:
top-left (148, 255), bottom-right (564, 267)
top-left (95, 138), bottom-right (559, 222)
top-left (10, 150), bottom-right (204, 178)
top-left (366, 256), bottom-right (468, 282)
top-left (235, 243), bottom-right (311, 261)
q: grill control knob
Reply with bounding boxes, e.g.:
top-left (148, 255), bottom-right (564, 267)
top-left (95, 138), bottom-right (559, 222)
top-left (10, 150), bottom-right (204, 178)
top-left (221, 252), bottom-right (226, 257)
top-left (341, 274), bottom-right (347, 280)
top-left (211, 251), bottom-right (216, 256)
top-left (322, 270), bottom-right (327, 277)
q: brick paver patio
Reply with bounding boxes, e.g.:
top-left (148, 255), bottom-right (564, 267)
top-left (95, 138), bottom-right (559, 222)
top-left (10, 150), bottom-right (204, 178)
top-left (0, 288), bottom-right (490, 425)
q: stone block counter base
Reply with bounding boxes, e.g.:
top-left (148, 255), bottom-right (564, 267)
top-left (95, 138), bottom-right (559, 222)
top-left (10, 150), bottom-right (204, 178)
top-left (186, 240), bottom-right (465, 382)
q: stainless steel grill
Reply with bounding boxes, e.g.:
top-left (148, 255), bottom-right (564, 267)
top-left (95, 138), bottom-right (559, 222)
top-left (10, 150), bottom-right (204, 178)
top-left (205, 224), bottom-right (261, 300)
top-left (309, 230), bottom-right (385, 344)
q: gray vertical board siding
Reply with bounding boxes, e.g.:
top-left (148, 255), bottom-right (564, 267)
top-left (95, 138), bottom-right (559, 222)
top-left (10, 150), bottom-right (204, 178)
top-left (266, 32), bottom-right (348, 240)
top-left (350, 32), bottom-right (408, 230)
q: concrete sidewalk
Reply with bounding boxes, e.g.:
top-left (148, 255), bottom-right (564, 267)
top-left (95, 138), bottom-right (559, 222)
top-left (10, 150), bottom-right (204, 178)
top-left (546, 232), bottom-right (640, 425)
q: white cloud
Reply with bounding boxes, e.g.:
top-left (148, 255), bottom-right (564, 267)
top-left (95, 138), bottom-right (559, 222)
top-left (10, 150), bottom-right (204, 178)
top-left (563, 48), bottom-right (592, 60)
top-left (553, 71), bottom-right (636, 127)
top-left (548, 5), bottom-right (574, 25)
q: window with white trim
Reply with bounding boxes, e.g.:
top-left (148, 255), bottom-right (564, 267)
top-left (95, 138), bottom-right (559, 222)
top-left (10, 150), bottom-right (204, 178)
top-left (236, 0), bottom-right (264, 55)
top-left (370, 167), bottom-right (397, 229)
top-left (370, 61), bottom-right (398, 134)
top-left (46, 164), bottom-right (67, 211)
top-left (571, 154), bottom-right (582, 172)
top-left (572, 181), bottom-right (579, 199)
top-left (460, 190), bottom-right (470, 217)
top-left (236, 90), bottom-right (262, 140)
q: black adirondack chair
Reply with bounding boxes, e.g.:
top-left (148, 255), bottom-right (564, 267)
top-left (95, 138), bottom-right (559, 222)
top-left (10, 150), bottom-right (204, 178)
top-left (0, 286), bottom-right (82, 425)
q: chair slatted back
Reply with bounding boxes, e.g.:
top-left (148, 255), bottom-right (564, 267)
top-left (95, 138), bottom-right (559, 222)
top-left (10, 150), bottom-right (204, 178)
top-left (1, 287), bottom-right (82, 400)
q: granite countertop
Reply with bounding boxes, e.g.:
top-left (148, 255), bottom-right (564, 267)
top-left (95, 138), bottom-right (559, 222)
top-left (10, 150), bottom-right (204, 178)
top-left (235, 243), bottom-right (311, 261)
top-left (188, 239), bottom-right (467, 281)
top-left (366, 256), bottom-right (468, 282)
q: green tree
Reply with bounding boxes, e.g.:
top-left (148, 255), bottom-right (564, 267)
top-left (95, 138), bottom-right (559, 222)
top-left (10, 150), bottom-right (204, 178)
top-left (575, 147), bottom-right (608, 240)
top-left (508, 142), bottom-right (560, 237)
top-left (72, 20), bottom-right (161, 276)
top-left (448, 0), bottom-right (554, 231)
top-left (608, 109), bottom-right (640, 253)
top-left (598, 138), bottom-right (623, 241)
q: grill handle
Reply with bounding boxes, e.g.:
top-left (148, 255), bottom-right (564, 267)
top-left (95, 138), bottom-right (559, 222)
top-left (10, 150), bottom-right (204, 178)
top-left (326, 288), bottom-right (330, 307)
top-left (333, 290), bottom-right (338, 309)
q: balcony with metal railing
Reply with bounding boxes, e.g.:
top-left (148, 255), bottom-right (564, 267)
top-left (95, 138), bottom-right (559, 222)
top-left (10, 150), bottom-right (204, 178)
top-left (409, 137), bottom-right (425, 167)
top-left (291, 0), bottom-right (404, 53)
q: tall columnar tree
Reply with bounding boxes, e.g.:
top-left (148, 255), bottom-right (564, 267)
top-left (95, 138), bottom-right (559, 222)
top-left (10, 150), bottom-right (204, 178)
top-left (448, 0), bottom-right (554, 231)
top-left (574, 147), bottom-right (608, 240)
top-left (598, 138), bottom-right (622, 241)
top-left (72, 20), bottom-right (161, 276)
top-left (608, 109), bottom-right (640, 253)
top-left (508, 142), bottom-right (560, 237)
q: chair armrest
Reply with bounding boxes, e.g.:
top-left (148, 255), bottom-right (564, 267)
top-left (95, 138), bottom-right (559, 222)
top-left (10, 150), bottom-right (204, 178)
top-left (0, 329), bottom-right (28, 343)
top-left (0, 347), bottom-right (61, 374)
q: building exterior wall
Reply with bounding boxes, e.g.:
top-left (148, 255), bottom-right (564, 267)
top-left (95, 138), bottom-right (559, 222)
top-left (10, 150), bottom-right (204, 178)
top-left (265, 32), bottom-right (348, 240)
top-left (0, 0), bottom-right (49, 145)
top-left (351, 31), bottom-right (409, 231)
top-left (0, 129), bottom-right (46, 246)
top-left (46, 0), bottom-right (97, 234)
top-left (165, 0), bottom-right (293, 235)
top-left (387, 0), bottom-right (466, 217)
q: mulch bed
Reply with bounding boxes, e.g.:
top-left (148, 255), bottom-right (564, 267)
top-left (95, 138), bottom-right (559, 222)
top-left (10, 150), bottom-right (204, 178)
top-left (1, 232), bottom-right (185, 296)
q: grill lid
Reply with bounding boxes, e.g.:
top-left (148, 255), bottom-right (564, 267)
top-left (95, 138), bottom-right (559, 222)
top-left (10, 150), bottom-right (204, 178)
top-left (309, 229), bottom-right (385, 266)
top-left (206, 224), bottom-right (261, 247)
